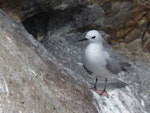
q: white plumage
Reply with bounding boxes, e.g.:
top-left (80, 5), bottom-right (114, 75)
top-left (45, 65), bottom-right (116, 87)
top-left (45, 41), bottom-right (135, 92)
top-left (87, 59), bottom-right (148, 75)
top-left (82, 30), bottom-right (130, 81)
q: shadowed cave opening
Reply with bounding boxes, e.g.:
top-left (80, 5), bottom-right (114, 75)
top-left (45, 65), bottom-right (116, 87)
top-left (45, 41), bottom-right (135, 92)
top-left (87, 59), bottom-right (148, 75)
top-left (22, 6), bottom-right (84, 42)
top-left (22, 12), bottom-right (49, 41)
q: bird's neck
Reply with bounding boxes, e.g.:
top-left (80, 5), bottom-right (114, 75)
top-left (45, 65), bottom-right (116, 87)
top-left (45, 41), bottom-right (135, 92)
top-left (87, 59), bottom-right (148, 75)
top-left (89, 42), bottom-right (104, 50)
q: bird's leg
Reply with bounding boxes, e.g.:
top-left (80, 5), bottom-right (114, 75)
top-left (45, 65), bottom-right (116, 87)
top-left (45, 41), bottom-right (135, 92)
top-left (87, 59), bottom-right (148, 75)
top-left (94, 77), bottom-right (98, 90)
top-left (90, 77), bottom-right (98, 90)
top-left (96, 78), bottom-right (108, 98)
top-left (99, 78), bottom-right (109, 98)
top-left (91, 78), bottom-right (109, 98)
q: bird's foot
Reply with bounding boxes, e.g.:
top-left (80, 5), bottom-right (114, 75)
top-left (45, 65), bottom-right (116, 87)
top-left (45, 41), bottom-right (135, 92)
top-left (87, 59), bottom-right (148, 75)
top-left (96, 89), bottom-right (109, 98)
top-left (91, 88), bottom-right (109, 98)
top-left (91, 78), bottom-right (109, 98)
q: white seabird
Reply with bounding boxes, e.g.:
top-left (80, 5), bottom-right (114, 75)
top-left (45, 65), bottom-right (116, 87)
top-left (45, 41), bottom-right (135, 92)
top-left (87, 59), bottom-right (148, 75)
top-left (78, 30), bottom-right (130, 96)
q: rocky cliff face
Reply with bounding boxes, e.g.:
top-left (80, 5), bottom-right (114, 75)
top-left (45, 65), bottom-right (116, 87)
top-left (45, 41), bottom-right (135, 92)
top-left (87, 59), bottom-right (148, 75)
top-left (0, 10), bottom-right (97, 113)
top-left (0, 0), bottom-right (150, 113)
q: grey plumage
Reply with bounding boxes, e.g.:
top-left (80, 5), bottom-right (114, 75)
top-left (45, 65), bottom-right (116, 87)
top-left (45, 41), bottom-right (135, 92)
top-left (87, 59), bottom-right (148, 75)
top-left (81, 30), bottom-right (131, 85)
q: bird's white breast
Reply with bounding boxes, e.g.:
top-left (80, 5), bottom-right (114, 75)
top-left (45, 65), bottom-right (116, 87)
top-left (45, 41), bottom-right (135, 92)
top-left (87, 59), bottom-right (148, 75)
top-left (85, 43), bottom-right (109, 67)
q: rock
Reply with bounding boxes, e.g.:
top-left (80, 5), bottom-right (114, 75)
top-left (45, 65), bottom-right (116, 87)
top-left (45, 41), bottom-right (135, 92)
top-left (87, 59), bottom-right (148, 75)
top-left (20, 2), bottom-right (150, 111)
top-left (1, 0), bottom-right (150, 112)
top-left (135, 0), bottom-right (150, 10)
top-left (42, 30), bottom-right (150, 112)
top-left (0, 10), bottom-right (97, 113)
top-left (23, 12), bottom-right (49, 41)
top-left (87, 1), bottom-right (149, 45)
top-left (22, 5), bottom-right (104, 41)
top-left (142, 22), bottom-right (150, 52)
top-left (1, 0), bottom-right (150, 44)
top-left (0, 0), bottom-right (87, 21)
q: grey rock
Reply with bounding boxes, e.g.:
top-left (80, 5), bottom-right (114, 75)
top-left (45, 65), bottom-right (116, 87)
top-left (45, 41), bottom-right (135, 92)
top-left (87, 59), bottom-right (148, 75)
top-left (1, 0), bottom-right (150, 112)
top-left (0, 0), bottom-right (87, 20)
top-left (0, 10), bottom-right (98, 113)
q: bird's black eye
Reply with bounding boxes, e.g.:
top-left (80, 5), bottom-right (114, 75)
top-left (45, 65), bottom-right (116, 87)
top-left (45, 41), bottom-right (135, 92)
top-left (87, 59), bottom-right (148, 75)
top-left (92, 36), bottom-right (96, 39)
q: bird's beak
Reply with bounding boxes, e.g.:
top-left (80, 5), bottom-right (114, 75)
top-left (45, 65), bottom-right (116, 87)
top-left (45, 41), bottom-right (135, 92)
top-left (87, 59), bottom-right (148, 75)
top-left (78, 38), bottom-right (88, 42)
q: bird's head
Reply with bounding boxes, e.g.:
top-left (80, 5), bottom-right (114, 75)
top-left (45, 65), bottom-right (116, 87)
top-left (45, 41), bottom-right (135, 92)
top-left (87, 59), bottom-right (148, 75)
top-left (85, 30), bottom-right (103, 43)
top-left (78, 30), bottom-right (103, 43)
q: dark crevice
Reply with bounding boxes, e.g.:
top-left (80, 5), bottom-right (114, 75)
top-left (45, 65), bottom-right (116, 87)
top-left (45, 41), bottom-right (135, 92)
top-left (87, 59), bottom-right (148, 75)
top-left (22, 12), bottom-right (49, 41)
top-left (22, 5), bottom-right (85, 41)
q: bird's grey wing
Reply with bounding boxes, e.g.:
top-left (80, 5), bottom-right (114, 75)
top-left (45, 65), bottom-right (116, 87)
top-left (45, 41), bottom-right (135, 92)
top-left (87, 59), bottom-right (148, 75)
top-left (106, 58), bottom-right (122, 74)
top-left (106, 57), bottom-right (131, 74)
top-left (104, 43), bottom-right (127, 62)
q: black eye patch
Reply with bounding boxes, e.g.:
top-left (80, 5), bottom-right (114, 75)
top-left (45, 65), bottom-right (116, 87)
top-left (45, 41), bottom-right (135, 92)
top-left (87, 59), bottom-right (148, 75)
top-left (92, 36), bottom-right (96, 39)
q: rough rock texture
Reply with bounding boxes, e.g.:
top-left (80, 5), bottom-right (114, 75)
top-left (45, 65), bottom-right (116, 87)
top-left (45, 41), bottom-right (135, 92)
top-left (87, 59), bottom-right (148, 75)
top-left (0, 0), bottom-right (87, 21)
top-left (41, 15), bottom-right (149, 113)
top-left (0, 0), bottom-right (150, 113)
top-left (1, 0), bottom-right (150, 52)
top-left (0, 10), bottom-right (97, 113)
